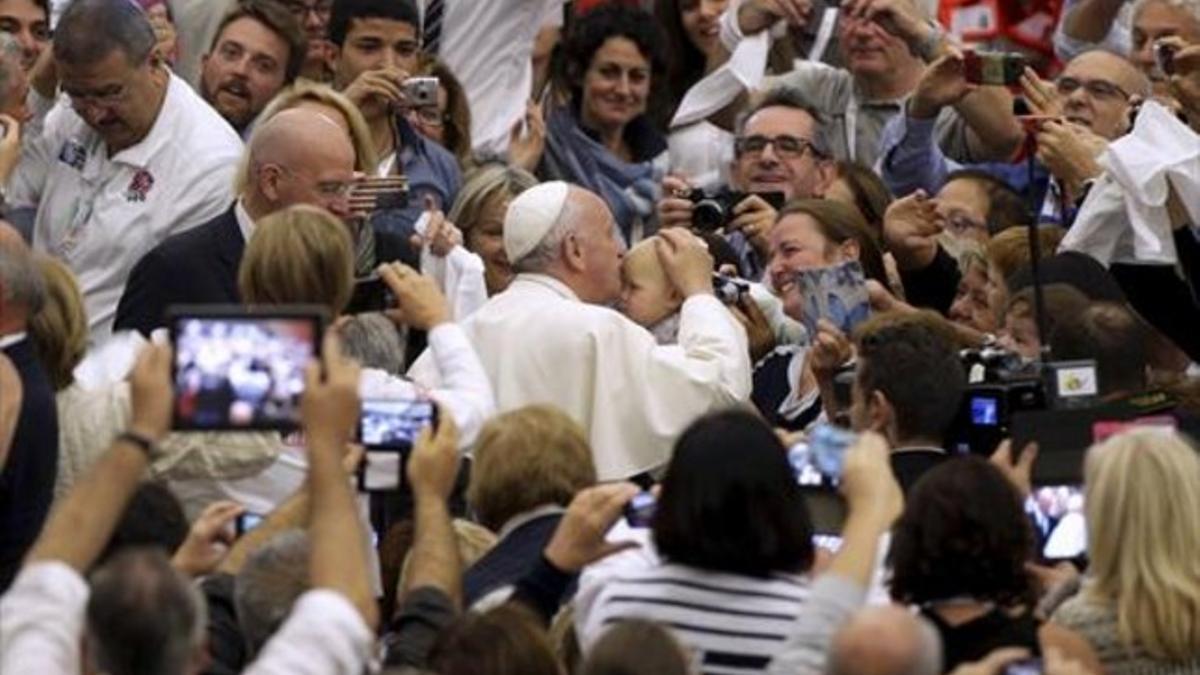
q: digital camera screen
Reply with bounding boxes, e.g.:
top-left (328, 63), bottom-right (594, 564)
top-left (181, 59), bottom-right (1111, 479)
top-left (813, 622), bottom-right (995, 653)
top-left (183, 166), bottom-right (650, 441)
top-left (1029, 485), bottom-right (1087, 561)
top-left (360, 398), bottom-right (437, 448)
top-left (171, 314), bottom-right (320, 431)
top-left (970, 396), bottom-right (1000, 426)
top-left (236, 512), bottom-right (264, 536)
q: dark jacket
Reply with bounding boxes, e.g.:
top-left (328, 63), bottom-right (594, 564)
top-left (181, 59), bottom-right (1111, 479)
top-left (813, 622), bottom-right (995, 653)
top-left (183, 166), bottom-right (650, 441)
top-left (114, 206), bottom-right (244, 336)
top-left (114, 206), bottom-right (421, 337)
top-left (0, 337), bottom-right (58, 592)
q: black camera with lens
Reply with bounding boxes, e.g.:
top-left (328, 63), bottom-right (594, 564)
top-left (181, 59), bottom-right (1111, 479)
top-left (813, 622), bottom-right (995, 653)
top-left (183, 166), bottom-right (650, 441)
top-left (686, 189), bottom-right (785, 232)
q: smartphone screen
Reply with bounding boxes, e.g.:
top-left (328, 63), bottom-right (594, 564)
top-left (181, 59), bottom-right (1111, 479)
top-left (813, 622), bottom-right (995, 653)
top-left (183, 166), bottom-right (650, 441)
top-left (236, 512), bottom-right (265, 537)
top-left (357, 397), bottom-right (439, 492)
top-left (359, 397), bottom-right (438, 449)
top-left (1028, 485), bottom-right (1086, 562)
top-left (169, 308), bottom-right (324, 431)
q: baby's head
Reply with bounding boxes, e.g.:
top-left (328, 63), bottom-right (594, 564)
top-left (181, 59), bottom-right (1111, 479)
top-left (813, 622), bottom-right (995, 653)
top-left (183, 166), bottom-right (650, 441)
top-left (619, 238), bottom-right (683, 328)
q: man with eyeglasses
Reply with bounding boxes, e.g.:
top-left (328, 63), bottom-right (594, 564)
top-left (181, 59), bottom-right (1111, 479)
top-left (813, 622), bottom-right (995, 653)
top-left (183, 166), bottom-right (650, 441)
top-left (199, 0), bottom-right (307, 137)
top-left (0, 0), bottom-right (242, 342)
top-left (877, 49), bottom-right (1150, 315)
top-left (115, 106), bottom-right (407, 337)
top-left (660, 86), bottom-right (834, 280)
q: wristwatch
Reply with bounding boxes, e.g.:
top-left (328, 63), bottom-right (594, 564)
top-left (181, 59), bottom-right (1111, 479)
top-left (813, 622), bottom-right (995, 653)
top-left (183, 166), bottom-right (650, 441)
top-left (117, 430), bottom-right (160, 459)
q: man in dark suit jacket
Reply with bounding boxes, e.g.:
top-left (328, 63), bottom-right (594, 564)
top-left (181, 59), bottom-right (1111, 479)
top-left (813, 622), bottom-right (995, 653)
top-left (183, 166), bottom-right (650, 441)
top-left (0, 223), bottom-right (58, 592)
top-left (114, 106), bottom-right (418, 336)
top-left (847, 312), bottom-right (965, 494)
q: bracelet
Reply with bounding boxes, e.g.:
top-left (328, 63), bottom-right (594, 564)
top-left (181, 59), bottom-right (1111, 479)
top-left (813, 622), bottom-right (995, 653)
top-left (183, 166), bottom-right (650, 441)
top-left (117, 430), bottom-right (159, 459)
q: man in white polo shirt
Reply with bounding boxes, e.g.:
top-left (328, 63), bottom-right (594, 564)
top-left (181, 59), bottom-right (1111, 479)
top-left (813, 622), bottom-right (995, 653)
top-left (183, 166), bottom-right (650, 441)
top-left (4, 0), bottom-right (241, 342)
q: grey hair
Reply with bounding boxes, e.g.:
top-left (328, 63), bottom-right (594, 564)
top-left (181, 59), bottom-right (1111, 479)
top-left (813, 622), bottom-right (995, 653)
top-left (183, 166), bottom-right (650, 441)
top-left (1132, 0), bottom-right (1200, 24)
top-left (0, 235), bottom-right (45, 314)
top-left (234, 529), bottom-right (311, 656)
top-left (736, 85), bottom-right (834, 159)
top-left (448, 163), bottom-right (539, 239)
top-left (85, 548), bottom-right (208, 675)
top-left (338, 311), bottom-right (408, 374)
top-left (53, 0), bottom-right (158, 67)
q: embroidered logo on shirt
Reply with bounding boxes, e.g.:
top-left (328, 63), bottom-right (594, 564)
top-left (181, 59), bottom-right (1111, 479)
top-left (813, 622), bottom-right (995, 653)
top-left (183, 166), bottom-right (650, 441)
top-left (125, 169), bottom-right (155, 202)
top-left (57, 139), bottom-right (87, 170)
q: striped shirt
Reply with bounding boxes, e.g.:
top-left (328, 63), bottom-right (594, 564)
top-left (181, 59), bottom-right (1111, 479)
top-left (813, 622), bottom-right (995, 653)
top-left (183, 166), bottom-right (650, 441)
top-left (576, 562), bottom-right (811, 675)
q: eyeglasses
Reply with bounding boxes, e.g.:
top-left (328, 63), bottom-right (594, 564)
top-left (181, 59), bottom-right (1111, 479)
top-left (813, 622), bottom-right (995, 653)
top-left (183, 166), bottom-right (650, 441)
top-left (275, 165), bottom-right (355, 199)
top-left (735, 134), bottom-right (819, 160)
top-left (1055, 77), bottom-right (1130, 102)
top-left (282, 0), bottom-right (332, 20)
top-left (407, 106), bottom-right (447, 128)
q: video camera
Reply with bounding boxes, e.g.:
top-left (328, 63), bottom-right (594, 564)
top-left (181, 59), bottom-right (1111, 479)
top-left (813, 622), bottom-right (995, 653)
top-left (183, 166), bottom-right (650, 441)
top-left (949, 344), bottom-right (1100, 460)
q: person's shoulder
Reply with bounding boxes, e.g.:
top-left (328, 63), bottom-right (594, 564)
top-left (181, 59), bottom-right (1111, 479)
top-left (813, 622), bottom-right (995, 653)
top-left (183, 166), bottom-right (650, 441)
top-left (165, 76), bottom-right (243, 157)
top-left (153, 208), bottom-right (235, 257)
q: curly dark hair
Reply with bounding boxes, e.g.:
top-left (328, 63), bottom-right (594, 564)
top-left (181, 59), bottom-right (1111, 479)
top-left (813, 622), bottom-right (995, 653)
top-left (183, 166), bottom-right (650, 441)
top-left (560, 3), bottom-right (665, 111)
top-left (888, 456), bottom-right (1037, 608)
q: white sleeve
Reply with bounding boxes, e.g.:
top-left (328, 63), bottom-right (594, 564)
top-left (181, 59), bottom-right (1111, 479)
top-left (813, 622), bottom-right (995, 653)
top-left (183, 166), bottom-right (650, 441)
top-left (419, 246), bottom-right (489, 322)
top-left (242, 590), bottom-right (373, 675)
top-left (669, 295), bottom-right (752, 401)
top-left (0, 561), bottom-right (90, 674)
top-left (420, 323), bottom-right (496, 447)
top-left (5, 97), bottom-right (61, 209)
top-left (719, 0), bottom-right (747, 51)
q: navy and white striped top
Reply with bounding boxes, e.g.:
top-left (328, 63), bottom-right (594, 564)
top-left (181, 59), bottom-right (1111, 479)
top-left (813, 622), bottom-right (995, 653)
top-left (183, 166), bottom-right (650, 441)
top-left (576, 562), bottom-right (812, 675)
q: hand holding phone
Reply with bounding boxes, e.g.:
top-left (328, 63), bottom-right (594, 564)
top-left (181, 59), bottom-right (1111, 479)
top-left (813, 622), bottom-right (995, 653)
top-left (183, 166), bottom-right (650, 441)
top-left (963, 50), bottom-right (1026, 86)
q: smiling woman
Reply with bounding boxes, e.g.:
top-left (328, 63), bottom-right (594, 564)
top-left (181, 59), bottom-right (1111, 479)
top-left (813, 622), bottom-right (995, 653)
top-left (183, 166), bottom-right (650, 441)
top-left (540, 3), bottom-right (668, 245)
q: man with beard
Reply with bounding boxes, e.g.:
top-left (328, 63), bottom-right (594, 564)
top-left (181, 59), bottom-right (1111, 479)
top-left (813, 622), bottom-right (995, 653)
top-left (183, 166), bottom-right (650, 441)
top-left (199, 0), bottom-right (306, 137)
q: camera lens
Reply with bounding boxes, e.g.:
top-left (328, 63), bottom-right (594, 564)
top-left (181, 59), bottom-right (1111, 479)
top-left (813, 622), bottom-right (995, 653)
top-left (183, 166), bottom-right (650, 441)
top-left (692, 199), bottom-right (726, 232)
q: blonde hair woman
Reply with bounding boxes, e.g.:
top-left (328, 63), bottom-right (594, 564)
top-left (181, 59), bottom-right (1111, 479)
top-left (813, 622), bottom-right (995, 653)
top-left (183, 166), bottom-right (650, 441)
top-left (1052, 428), bottom-right (1200, 672)
top-left (238, 204), bottom-right (355, 315)
top-left (447, 164), bottom-right (538, 295)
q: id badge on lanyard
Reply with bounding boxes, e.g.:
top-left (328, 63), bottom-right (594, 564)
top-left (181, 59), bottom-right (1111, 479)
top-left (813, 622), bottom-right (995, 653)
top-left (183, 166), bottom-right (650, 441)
top-left (55, 177), bottom-right (109, 259)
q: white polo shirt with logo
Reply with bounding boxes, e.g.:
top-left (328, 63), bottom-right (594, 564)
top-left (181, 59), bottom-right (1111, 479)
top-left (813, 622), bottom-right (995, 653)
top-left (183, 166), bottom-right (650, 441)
top-left (8, 73), bottom-right (242, 343)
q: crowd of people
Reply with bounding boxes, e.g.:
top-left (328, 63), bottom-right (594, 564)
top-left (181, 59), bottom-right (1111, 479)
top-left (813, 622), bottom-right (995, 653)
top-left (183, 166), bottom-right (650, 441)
top-left (2, 0), bottom-right (1200, 673)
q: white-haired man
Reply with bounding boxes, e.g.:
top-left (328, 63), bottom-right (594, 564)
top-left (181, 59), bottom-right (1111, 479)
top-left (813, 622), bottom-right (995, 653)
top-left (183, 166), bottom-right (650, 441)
top-left (409, 181), bottom-right (752, 480)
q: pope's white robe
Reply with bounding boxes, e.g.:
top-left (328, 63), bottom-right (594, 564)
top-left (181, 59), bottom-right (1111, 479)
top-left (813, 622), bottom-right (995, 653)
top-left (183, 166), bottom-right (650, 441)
top-left (408, 274), bottom-right (752, 479)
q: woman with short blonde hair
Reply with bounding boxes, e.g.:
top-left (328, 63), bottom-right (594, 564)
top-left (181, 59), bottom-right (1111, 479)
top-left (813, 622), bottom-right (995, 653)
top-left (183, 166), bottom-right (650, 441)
top-left (28, 257), bottom-right (88, 391)
top-left (238, 205), bottom-right (355, 316)
top-left (1052, 428), bottom-right (1200, 672)
top-left (467, 405), bottom-right (596, 533)
top-left (447, 164), bottom-right (539, 295)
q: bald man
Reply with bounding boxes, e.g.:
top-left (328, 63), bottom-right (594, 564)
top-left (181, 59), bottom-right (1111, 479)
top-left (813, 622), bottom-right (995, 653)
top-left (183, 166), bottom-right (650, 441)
top-left (114, 107), bottom-right (412, 336)
top-left (827, 606), bottom-right (942, 675)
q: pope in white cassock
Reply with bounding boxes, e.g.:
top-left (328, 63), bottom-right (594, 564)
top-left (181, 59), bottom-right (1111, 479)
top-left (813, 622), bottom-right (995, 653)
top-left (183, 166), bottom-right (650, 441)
top-left (408, 181), bottom-right (752, 480)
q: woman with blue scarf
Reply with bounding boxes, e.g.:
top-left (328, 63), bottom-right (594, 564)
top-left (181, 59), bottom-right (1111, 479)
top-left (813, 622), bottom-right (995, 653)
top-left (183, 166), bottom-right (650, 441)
top-left (540, 3), bottom-right (669, 245)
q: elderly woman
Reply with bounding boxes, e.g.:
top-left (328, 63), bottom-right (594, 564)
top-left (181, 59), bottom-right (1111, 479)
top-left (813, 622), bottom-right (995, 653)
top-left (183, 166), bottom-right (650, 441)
top-left (463, 405), bottom-right (596, 608)
top-left (446, 164), bottom-right (539, 295)
top-left (540, 3), bottom-right (668, 243)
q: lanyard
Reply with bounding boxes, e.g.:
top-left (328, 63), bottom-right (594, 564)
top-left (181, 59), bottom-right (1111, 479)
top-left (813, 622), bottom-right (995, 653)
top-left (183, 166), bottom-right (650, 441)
top-left (845, 92), bottom-right (860, 163)
top-left (808, 8), bottom-right (838, 63)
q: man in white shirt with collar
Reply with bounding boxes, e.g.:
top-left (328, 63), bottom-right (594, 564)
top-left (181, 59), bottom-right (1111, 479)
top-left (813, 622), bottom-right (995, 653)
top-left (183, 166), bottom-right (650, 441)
top-left (4, 0), bottom-right (242, 343)
top-left (409, 181), bottom-right (752, 480)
